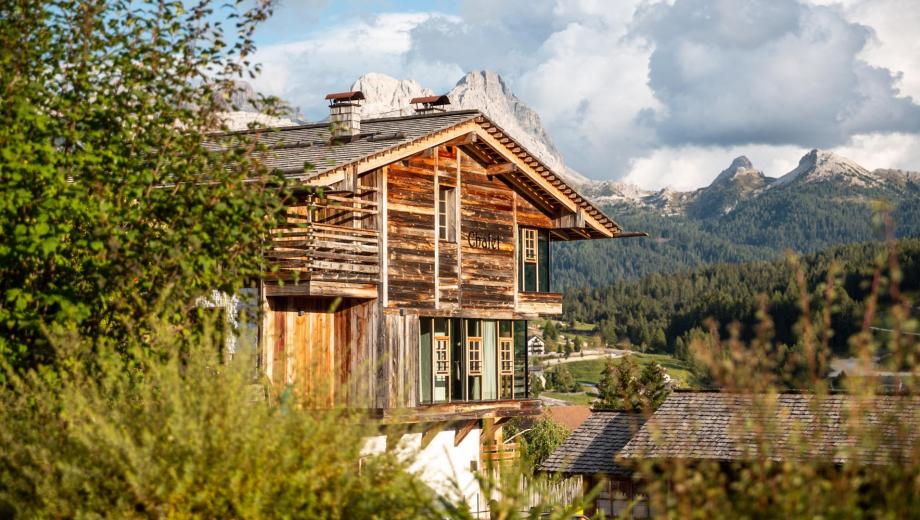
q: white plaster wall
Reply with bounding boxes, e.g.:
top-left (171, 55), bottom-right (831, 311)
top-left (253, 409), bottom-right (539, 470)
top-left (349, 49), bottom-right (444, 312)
top-left (361, 428), bottom-right (484, 513)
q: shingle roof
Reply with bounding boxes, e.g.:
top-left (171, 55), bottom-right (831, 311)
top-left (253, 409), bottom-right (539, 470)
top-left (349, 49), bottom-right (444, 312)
top-left (619, 392), bottom-right (920, 465)
top-left (210, 110), bottom-right (480, 177)
top-left (539, 411), bottom-right (646, 476)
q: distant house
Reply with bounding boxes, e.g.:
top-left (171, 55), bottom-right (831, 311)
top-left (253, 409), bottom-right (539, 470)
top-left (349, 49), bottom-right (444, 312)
top-left (528, 335), bottom-right (546, 356)
top-left (541, 392), bottom-right (920, 517)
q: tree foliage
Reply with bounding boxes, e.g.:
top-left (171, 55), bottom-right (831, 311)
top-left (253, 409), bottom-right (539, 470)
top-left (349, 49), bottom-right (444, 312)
top-left (517, 415), bottom-right (570, 470)
top-left (0, 326), bottom-right (438, 518)
top-left (627, 236), bottom-right (920, 518)
top-left (0, 0), bottom-right (290, 372)
top-left (596, 356), bottom-right (670, 411)
top-left (550, 364), bottom-right (579, 392)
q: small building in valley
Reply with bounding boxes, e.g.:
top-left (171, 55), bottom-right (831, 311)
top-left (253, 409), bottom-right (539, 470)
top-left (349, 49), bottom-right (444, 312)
top-left (211, 91), bottom-right (642, 514)
top-left (527, 335), bottom-right (546, 356)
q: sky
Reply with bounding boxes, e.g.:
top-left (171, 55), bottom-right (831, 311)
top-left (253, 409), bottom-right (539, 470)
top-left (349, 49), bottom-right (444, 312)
top-left (247, 0), bottom-right (920, 190)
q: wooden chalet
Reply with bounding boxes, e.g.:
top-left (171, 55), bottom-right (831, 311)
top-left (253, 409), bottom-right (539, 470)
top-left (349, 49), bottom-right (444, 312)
top-left (214, 91), bottom-right (640, 509)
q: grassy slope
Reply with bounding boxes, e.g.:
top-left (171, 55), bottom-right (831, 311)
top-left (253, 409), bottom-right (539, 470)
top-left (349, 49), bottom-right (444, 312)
top-left (560, 354), bottom-right (699, 389)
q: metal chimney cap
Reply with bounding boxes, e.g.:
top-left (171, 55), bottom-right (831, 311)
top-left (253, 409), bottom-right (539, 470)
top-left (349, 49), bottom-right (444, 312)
top-left (325, 91), bottom-right (366, 102)
top-left (410, 94), bottom-right (450, 106)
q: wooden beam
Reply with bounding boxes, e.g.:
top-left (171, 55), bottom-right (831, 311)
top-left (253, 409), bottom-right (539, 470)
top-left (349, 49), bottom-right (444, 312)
top-left (458, 142), bottom-right (495, 167)
top-left (486, 162), bottom-right (517, 175)
top-left (494, 170), bottom-right (557, 216)
top-left (455, 419), bottom-right (478, 447)
top-left (444, 133), bottom-right (477, 146)
top-left (421, 421), bottom-right (449, 449)
top-left (293, 118), bottom-right (616, 237)
top-left (553, 207), bottom-right (586, 229)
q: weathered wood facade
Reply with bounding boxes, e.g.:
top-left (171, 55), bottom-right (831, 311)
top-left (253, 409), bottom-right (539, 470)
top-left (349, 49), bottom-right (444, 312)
top-left (246, 107), bottom-right (636, 416)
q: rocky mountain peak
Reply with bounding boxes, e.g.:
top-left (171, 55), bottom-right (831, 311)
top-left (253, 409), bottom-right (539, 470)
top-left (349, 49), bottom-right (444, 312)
top-left (453, 70), bottom-right (512, 97)
top-left (774, 149), bottom-right (876, 188)
top-left (711, 155), bottom-right (764, 187)
top-left (351, 73), bottom-right (432, 118)
top-left (730, 155), bottom-right (753, 169)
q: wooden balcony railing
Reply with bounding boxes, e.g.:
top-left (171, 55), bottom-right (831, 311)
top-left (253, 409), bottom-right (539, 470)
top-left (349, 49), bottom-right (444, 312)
top-left (265, 191), bottom-right (380, 288)
top-left (481, 441), bottom-right (519, 466)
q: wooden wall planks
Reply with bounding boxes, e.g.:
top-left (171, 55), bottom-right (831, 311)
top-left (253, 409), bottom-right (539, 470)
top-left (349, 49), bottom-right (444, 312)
top-left (262, 297), bottom-right (381, 407)
top-left (385, 145), bottom-right (537, 314)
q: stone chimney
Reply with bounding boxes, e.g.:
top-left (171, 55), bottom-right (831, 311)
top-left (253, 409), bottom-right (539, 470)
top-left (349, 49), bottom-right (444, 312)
top-left (325, 91), bottom-right (365, 138)
top-left (410, 94), bottom-right (450, 114)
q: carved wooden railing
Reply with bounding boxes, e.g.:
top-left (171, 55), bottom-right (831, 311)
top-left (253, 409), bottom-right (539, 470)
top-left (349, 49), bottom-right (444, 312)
top-left (266, 190), bottom-right (380, 284)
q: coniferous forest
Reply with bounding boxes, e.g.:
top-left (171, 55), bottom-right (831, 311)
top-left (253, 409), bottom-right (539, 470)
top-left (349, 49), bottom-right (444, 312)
top-left (561, 239), bottom-right (920, 360)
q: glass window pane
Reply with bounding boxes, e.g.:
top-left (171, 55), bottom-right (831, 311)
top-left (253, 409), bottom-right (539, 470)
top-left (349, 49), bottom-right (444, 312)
top-left (538, 230), bottom-right (549, 292)
top-left (451, 318), bottom-right (464, 400)
top-left (514, 320), bottom-right (528, 397)
top-left (524, 263), bottom-right (537, 292)
top-left (482, 321), bottom-right (497, 400)
top-left (499, 320), bottom-right (512, 337)
top-left (420, 318), bottom-right (432, 403)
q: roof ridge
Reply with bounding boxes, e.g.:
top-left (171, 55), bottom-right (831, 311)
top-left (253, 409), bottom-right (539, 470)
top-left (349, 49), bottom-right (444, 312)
top-left (209, 109), bottom-right (482, 138)
top-left (362, 109), bottom-right (481, 124)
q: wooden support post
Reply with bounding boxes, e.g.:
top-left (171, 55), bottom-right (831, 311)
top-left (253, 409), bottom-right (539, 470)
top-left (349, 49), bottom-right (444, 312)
top-left (421, 421), bottom-right (449, 449)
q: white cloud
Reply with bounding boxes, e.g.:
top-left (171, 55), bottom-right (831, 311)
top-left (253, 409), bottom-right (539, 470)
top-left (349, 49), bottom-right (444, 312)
top-left (828, 132), bottom-right (920, 171)
top-left (251, 12), bottom-right (449, 118)
top-left (631, 0), bottom-right (920, 148)
top-left (623, 144), bottom-right (807, 191)
top-left (836, 0), bottom-right (920, 101)
top-left (248, 0), bottom-right (920, 188)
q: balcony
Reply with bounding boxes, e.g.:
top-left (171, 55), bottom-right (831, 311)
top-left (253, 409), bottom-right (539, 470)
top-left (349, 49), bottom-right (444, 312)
top-left (516, 291), bottom-right (563, 316)
top-left (264, 190), bottom-right (380, 299)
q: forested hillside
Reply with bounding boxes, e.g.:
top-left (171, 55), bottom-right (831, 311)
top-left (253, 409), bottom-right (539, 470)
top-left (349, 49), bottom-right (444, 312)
top-left (562, 240), bottom-right (920, 359)
top-left (552, 207), bottom-right (775, 288)
top-left (554, 177), bottom-right (920, 289)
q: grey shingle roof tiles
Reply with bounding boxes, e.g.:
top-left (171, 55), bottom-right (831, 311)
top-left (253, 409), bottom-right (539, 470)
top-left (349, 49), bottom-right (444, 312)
top-left (210, 110), bottom-right (480, 177)
top-left (541, 393), bottom-right (920, 477)
top-left (539, 411), bottom-right (646, 476)
top-left (620, 393), bottom-right (920, 466)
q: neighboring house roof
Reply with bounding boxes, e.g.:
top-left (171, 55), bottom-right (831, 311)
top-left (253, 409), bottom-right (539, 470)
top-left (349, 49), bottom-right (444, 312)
top-left (539, 411), bottom-right (646, 476)
top-left (546, 405), bottom-right (593, 431)
top-left (619, 392), bottom-right (920, 465)
top-left (528, 336), bottom-right (545, 345)
top-left (208, 110), bottom-right (631, 240)
top-left (540, 392), bottom-right (920, 477)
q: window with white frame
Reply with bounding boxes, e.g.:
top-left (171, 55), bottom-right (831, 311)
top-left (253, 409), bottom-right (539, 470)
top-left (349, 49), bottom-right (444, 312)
top-left (438, 186), bottom-right (456, 241)
top-left (499, 338), bottom-right (514, 375)
top-left (434, 336), bottom-right (450, 376)
top-left (523, 228), bottom-right (537, 262)
top-left (467, 337), bottom-right (482, 375)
